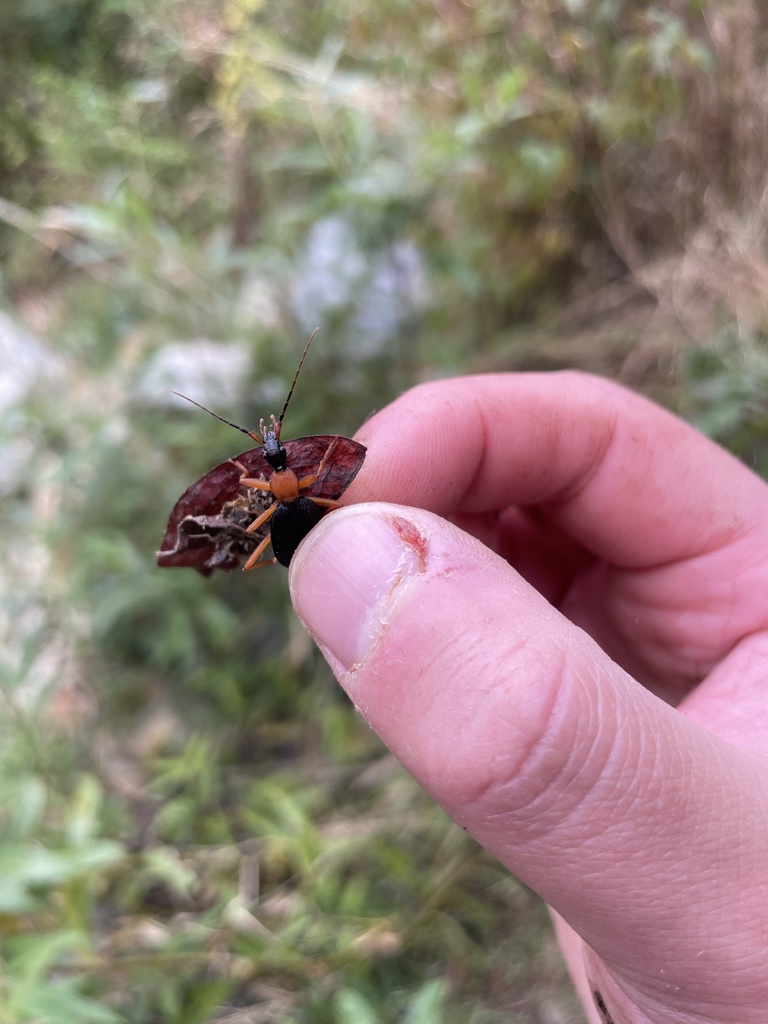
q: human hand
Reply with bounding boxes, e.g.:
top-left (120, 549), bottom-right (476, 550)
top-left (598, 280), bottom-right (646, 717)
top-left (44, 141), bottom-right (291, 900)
top-left (288, 372), bottom-right (768, 1024)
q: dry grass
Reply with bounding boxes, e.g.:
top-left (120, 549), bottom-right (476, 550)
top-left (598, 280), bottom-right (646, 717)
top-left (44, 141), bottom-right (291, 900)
top-left (596, 4), bottom-right (768, 362)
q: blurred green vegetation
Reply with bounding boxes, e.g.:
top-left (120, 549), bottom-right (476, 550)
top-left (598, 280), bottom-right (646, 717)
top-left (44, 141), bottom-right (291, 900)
top-left (2, 0), bottom-right (768, 1021)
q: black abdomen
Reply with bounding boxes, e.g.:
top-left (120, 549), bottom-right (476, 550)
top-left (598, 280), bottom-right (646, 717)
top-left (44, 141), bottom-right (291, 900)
top-left (270, 498), bottom-right (327, 566)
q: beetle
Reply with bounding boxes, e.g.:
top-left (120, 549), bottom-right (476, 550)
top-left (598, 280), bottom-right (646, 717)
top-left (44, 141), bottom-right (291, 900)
top-left (157, 330), bottom-right (366, 574)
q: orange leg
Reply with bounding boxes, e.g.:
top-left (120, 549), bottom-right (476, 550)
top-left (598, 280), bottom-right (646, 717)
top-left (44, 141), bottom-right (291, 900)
top-left (240, 476), bottom-right (272, 492)
top-left (309, 497), bottom-right (343, 511)
top-left (243, 532), bottom-right (277, 571)
top-left (246, 502), bottom-right (277, 535)
top-left (297, 436), bottom-right (340, 490)
top-left (230, 459), bottom-right (272, 492)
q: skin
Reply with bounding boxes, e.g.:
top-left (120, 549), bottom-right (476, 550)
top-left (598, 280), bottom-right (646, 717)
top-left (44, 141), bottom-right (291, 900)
top-left (287, 372), bottom-right (768, 1024)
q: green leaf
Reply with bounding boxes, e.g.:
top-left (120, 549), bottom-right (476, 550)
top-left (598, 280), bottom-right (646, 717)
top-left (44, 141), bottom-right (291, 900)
top-left (403, 978), bottom-right (450, 1024)
top-left (335, 988), bottom-right (380, 1024)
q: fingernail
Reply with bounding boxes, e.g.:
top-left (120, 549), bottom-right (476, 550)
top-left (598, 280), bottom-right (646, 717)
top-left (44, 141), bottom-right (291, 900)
top-left (289, 505), bottom-right (423, 673)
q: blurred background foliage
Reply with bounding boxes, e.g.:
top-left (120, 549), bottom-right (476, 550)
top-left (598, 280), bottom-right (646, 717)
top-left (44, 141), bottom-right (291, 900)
top-left (2, 0), bottom-right (768, 1020)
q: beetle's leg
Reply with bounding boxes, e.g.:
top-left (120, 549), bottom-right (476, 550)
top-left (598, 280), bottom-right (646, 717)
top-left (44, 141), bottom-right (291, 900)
top-left (297, 436), bottom-right (340, 490)
top-left (230, 459), bottom-right (272, 492)
top-left (245, 503), bottom-right (277, 535)
top-left (240, 477), bottom-right (272, 491)
top-left (308, 497), bottom-right (343, 511)
top-left (243, 532), bottom-right (276, 570)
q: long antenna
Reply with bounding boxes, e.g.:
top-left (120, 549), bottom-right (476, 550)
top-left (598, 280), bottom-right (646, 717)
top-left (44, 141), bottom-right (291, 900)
top-left (277, 327), bottom-right (319, 428)
top-left (172, 328), bottom-right (321, 444)
top-left (171, 392), bottom-right (261, 442)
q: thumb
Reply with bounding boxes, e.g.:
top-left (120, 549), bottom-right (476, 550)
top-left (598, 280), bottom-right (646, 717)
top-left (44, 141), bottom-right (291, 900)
top-left (289, 503), bottom-right (768, 1021)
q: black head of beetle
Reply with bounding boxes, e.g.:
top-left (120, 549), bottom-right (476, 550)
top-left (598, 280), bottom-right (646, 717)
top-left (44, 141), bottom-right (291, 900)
top-left (261, 421), bottom-right (287, 471)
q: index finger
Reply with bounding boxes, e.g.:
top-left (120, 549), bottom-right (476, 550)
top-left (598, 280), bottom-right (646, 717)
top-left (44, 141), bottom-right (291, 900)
top-left (344, 371), bottom-right (768, 570)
